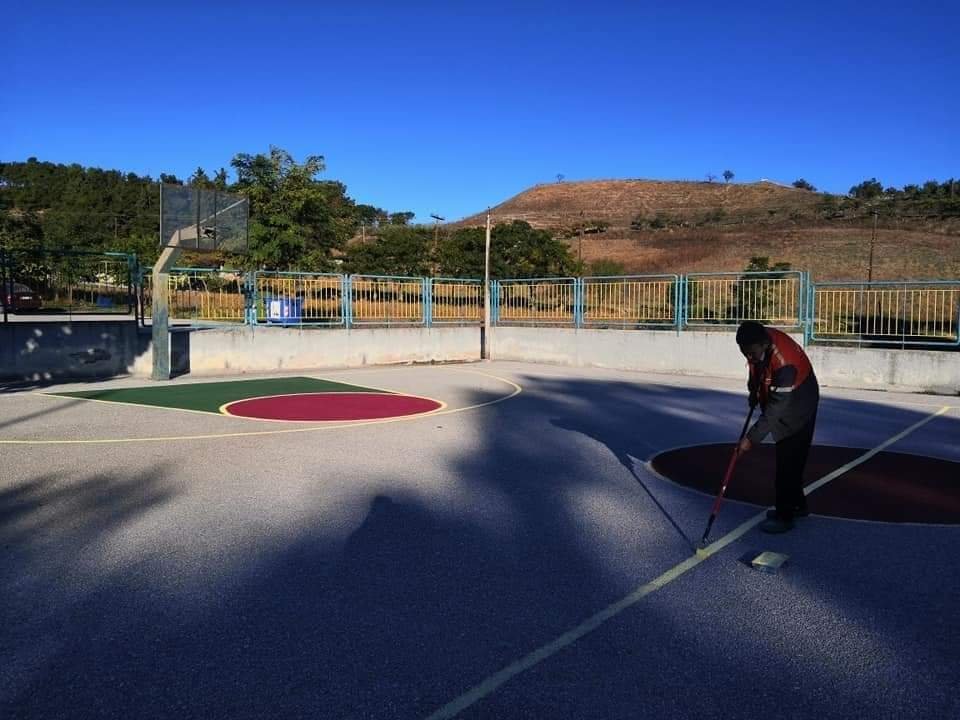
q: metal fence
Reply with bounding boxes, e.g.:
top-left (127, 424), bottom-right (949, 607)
top-left (254, 271), bottom-right (345, 325)
top-left (166, 267), bottom-right (246, 324)
top-left (13, 254), bottom-right (956, 350)
top-left (582, 275), bottom-right (679, 327)
top-left (495, 278), bottom-right (579, 325)
top-left (1, 249), bottom-right (136, 319)
top-left (810, 281), bottom-right (960, 346)
top-left (683, 271), bottom-right (805, 328)
top-left (350, 275), bottom-right (426, 325)
top-left (430, 278), bottom-right (483, 324)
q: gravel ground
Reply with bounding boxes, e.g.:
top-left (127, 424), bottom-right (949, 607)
top-left (1, 361), bottom-right (957, 719)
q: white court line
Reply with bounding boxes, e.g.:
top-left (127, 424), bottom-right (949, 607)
top-left (424, 405), bottom-right (952, 720)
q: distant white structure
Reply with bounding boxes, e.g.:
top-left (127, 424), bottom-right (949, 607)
top-left (758, 178), bottom-right (795, 188)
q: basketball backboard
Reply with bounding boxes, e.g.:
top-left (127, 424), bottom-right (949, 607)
top-left (160, 184), bottom-right (248, 253)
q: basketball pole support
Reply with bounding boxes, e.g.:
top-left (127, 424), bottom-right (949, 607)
top-left (151, 245), bottom-right (181, 380)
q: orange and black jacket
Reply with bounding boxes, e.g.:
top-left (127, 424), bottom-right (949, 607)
top-left (746, 327), bottom-right (819, 444)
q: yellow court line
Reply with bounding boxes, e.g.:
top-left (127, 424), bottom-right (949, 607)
top-left (27, 377), bottom-right (448, 425)
top-left (423, 405), bottom-right (951, 720)
top-left (218, 391), bottom-right (447, 423)
top-left (0, 368), bottom-right (521, 445)
top-left (28, 392), bottom-right (222, 418)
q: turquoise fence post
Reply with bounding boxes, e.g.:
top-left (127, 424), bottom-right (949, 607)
top-left (342, 275), bottom-right (352, 328)
top-left (247, 271), bottom-right (255, 325)
top-left (423, 277), bottom-right (432, 327)
top-left (572, 278), bottom-right (578, 327)
top-left (491, 280), bottom-right (500, 324)
top-left (678, 275), bottom-right (686, 333)
top-left (126, 253), bottom-right (136, 315)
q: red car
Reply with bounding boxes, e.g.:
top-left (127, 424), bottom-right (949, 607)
top-left (4, 283), bottom-right (43, 311)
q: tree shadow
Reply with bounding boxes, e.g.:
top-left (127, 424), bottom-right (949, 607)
top-left (1, 376), bottom-right (958, 719)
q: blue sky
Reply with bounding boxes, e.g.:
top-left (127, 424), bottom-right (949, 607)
top-left (3, 1), bottom-right (957, 222)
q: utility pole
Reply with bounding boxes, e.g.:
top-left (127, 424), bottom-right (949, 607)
top-left (483, 209), bottom-right (491, 360)
top-left (578, 210), bottom-right (584, 269)
top-left (430, 214), bottom-right (445, 275)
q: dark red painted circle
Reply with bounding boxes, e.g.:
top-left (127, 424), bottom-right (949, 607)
top-left (224, 392), bottom-right (442, 422)
top-left (651, 444), bottom-right (960, 525)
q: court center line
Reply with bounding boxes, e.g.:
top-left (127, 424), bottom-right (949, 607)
top-left (424, 404), bottom-right (951, 720)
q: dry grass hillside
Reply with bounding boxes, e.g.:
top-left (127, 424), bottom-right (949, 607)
top-left (456, 180), bottom-right (960, 281)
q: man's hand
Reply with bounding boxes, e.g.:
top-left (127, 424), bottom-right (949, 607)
top-left (739, 437), bottom-right (753, 453)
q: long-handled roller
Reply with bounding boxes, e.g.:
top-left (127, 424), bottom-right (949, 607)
top-left (696, 405), bottom-right (755, 554)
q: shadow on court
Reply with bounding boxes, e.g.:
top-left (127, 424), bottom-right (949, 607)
top-left (1, 377), bottom-right (958, 719)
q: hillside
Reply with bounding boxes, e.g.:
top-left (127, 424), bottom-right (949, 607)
top-left (456, 180), bottom-right (960, 281)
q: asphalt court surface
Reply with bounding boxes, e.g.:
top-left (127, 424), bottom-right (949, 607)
top-left (1, 361), bottom-right (957, 719)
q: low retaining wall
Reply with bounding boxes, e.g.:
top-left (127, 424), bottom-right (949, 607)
top-left (130, 325), bottom-right (482, 376)
top-left (1, 323), bottom-right (481, 381)
top-left (806, 345), bottom-right (960, 395)
top-left (489, 327), bottom-right (796, 380)
top-left (0, 320), bottom-right (147, 382)
top-left (489, 327), bottom-right (960, 394)
top-left (3, 321), bottom-right (956, 394)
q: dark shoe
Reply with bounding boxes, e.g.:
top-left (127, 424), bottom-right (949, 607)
top-left (766, 507), bottom-right (809, 520)
top-left (760, 517), bottom-right (794, 534)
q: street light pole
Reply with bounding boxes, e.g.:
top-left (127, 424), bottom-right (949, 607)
top-left (430, 213), bottom-right (445, 276)
top-left (483, 208), bottom-right (491, 360)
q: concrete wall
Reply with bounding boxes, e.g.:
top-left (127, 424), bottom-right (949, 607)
top-left (3, 320), bottom-right (956, 394)
top-left (2, 322), bottom-right (481, 381)
top-left (128, 325), bottom-right (482, 376)
top-left (489, 327), bottom-right (804, 380)
top-left (807, 345), bottom-right (960, 394)
top-left (0, 321), bottom-right (149, 382)
top-left (490, 327), bottom-right (960, 394)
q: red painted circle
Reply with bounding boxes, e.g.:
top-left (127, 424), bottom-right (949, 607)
top-left (652, 444), bottom-right (960, 524)
top-left (224, 392), bottom-right (442, 422)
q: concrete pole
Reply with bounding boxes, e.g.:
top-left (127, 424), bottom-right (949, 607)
top-left (151, 245), bottom-right (181, 380)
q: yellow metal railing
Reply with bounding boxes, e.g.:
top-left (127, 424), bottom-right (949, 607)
top-left (813, 284), bottom-right (960, 343)
top-left (497, 279), bottom-right (576, 324)
top-left (583, 276), bottom-right (677, 325)
top-left (166, 271), bottom-right (245, 323)
top-left (685, 273), bottom-right (802, 326)
top-left (431, 279), bottom-right (483, 324)
top-left (256, 272), bottom-right (342, 324)
top-left (350, 276), bottom-right (424, 324)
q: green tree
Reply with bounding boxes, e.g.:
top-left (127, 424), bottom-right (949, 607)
top-left (849, 178), bottom-right (883, 199)
top-left (389, 211), bottom-right (415, 226)
top-left (343, 226), bottom-right (432, 275)
top-left (792, 178), bottom-right (816, 191)
top-left (437, 221), bottom-right (576, 278)
top-left (744, 256), bottom-right (791, 273)
top-left (231, 146), bottom-right (356, 271)
top-left (586, 258), bottom-right (627, 276)
top-left (188, 167), bottom-right (214, 188)
top-left (723, 170), bottom-right (734, 183)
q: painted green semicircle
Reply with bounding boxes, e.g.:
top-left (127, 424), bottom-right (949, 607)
top-left (52, 376), bottom-right (390, 414)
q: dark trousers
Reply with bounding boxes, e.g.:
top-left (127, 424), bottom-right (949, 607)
top-left (774, 413), bottom-right (817, 520)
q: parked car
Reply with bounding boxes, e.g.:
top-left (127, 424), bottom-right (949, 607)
top-left (3, 283), bottom-right (43, 311)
